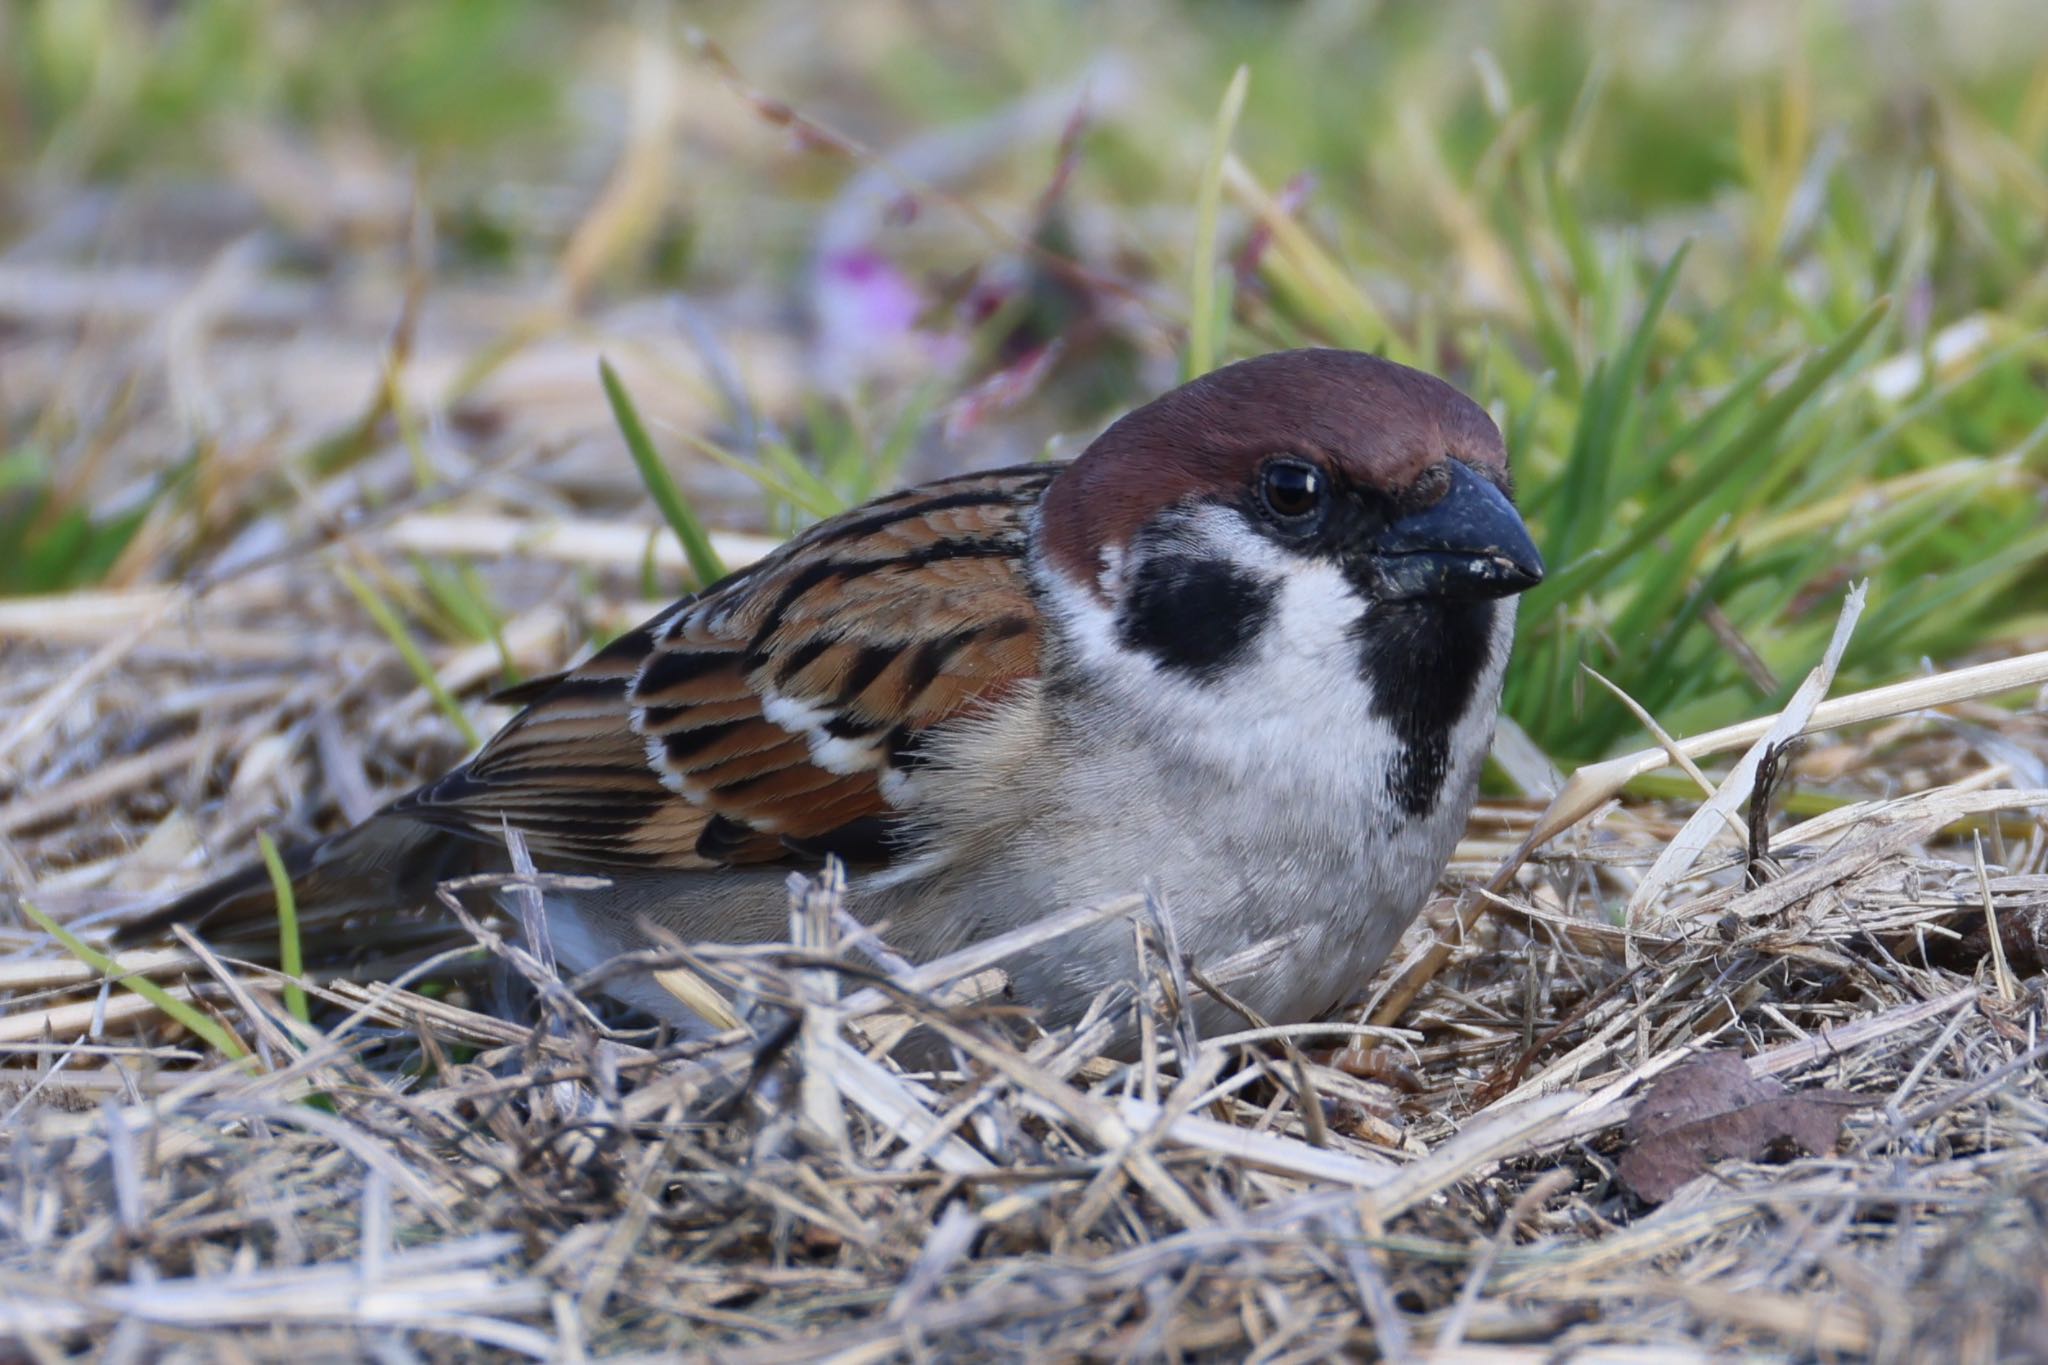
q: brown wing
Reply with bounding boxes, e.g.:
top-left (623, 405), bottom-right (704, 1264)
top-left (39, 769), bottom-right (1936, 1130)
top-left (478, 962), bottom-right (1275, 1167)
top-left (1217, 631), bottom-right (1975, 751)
top-left (389, 466), bottom-right (1056, 872)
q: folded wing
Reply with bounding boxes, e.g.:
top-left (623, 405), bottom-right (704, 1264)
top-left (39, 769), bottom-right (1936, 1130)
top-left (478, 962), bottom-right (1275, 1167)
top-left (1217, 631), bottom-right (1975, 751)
top-left (390, 466), bottom-right (1055, 873)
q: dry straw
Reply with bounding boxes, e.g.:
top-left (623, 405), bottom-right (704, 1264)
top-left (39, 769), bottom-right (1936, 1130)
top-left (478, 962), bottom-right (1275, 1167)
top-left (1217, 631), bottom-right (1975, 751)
top-left (5, 537), bottom-right (2048, 1358)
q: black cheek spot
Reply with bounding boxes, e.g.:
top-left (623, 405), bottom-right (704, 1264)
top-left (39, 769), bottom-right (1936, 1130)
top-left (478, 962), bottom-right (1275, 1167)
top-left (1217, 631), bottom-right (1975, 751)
top-left (1116, 555), bottom-right (1276, 683)
top-left (1354, 600), bottom-right (1496, 818)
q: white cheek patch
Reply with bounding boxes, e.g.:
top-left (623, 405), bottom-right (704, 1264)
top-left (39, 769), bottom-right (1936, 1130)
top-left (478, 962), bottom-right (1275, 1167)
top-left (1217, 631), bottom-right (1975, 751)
top-left (1037, 556), bottom-right (1126, 672)
top-left (1266, 560), bottom-right (1369, 668)
top-left (1162, 506), bottom-right (1370, 679)
top-left (1032, 508), bottom-right (1433, 832)
top-left (1043, 505), bottom-right (1369, 684)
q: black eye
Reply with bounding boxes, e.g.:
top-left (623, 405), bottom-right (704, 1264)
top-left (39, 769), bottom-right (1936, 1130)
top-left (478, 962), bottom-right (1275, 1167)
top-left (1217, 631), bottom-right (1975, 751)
top-left (1259, 460), bottom-right (1326, 522)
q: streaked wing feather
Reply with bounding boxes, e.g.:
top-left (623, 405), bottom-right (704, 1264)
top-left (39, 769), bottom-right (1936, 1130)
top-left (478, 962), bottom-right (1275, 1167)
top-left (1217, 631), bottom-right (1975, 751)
top-left (389, 466), bottom-right (1054, 872)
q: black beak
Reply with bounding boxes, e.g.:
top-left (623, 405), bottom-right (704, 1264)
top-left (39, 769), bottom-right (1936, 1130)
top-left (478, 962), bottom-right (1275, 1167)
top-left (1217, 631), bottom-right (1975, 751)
top-left (1372, 461), bottom-right (1544, 602)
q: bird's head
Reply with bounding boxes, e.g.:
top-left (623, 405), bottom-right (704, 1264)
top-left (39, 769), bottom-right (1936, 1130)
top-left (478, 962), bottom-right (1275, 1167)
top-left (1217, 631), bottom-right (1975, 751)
top-left (1036, 348), bottom-right (1543, 687)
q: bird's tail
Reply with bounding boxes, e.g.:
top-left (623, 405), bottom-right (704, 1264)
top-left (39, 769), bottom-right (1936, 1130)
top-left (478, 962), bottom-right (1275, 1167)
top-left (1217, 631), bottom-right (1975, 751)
top-left (116, 814), bottom-right (479, 948)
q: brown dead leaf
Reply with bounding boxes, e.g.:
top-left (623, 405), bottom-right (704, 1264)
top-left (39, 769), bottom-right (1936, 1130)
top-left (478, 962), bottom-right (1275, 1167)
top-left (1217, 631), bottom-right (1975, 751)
top-left (1617, 1051), bottom-right (1868, 1204)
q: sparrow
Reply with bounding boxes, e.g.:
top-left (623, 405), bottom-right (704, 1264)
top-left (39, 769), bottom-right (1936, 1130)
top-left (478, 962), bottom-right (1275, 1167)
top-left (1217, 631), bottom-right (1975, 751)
top-left (129, 349), bottom-right (1543, 1047)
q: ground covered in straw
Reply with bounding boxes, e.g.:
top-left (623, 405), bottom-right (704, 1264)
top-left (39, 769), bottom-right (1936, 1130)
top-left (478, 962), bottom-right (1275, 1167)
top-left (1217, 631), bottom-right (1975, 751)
top-left (7, 2), bottom-right (2048, 1359)
top-left (6, 493), bottom-right (2048, 1360)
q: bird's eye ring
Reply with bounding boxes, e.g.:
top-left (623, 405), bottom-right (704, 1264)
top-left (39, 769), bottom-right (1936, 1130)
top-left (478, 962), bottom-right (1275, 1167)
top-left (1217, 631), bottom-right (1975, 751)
top-left (1258, 459), bottom-right (1326, 522)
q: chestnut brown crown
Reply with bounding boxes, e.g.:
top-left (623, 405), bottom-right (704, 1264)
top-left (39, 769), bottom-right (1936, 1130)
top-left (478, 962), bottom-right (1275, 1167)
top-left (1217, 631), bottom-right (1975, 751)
top-left (1038, 348), bottom-right (1510, 587)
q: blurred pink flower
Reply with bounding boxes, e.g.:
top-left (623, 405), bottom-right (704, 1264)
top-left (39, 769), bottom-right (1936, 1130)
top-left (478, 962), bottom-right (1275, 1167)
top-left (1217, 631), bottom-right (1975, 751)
top-left (814, 249), bottom-right (964, 389)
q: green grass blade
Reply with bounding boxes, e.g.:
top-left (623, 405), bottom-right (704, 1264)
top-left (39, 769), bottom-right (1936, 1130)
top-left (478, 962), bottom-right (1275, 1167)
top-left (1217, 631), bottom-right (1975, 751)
top-left (1187, 64), bottom-right (1249, 380)
top-left (258, 831), bottom-right (311, 1029)
top-left (600, 357), bottom-right (727, 589)
top-left (681, 427), bottom-right (840, 522)
top-left (335, 561), bottom-right (481, 749)
top-left (19, 900), bottom-right (253, 1065)
top-left (1533, 296), bottom-right (1891, 611)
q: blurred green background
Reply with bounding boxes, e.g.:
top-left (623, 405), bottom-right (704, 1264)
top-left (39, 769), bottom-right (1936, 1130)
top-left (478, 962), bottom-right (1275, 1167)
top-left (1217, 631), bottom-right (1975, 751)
top-left (3, 0), bottom-right (2046, 765)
